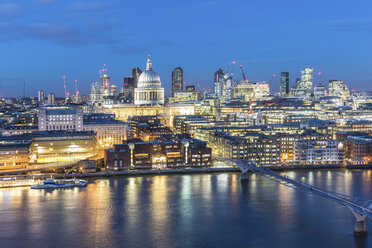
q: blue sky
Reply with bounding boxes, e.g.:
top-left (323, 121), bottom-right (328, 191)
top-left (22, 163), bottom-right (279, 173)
top-left (0, 0), bottom-right (372, 97)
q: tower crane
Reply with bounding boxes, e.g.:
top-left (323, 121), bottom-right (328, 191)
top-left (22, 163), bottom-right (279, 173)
top-left (240, 65), bottom-right (247, 81)
top-left (268, 73), bottom-right (276, 85)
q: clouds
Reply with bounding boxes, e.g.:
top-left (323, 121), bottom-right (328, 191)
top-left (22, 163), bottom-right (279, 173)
top-left (0, 3), bottom-right (24, 19)
top-left (322, 17), bottom-right (372, 32)
top-left (0, 1), bottom-right (124, 45)
top-left (34, 0), bottom-right (59, 5)
top-left (111, 45), bottom-right (145, 55)
top-left (0, 21), bottom-right (104, 44)
top-left (71, 2), bottom-right (114, 11)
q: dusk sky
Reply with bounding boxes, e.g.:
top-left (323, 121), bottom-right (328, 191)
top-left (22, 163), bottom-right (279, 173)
top-left (1, 0), bottom-right (372, 97)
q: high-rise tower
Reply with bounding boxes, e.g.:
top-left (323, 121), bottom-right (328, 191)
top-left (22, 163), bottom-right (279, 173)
top-left (329, 80), bottom-right (350, 101)
top-left (132, 67), bottom-right (142, 88)
top-left (214, 69), bottom-right (225, 97)
top-left (280, 72), bottom-right (289, 97)
top-left (300, 67), bottom-right (313, 97)
top-left (38, 90), bottom-right (44, 102)
top-left (172, 67), bottom-right (183, 96)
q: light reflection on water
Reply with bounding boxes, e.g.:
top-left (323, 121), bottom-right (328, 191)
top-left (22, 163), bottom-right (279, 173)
top-left (0, 170), bottom-right (371, 248)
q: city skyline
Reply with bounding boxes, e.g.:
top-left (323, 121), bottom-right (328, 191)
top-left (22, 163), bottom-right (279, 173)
top-left (1, 0), bottom-right (372, 97)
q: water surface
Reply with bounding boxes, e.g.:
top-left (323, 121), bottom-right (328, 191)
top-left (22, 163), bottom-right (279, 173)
top-left (0, 170), bottom-right (372, 248)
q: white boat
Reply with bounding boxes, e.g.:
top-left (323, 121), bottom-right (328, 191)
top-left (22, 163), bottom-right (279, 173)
top-left (31, 179), bottom-right (88, 189)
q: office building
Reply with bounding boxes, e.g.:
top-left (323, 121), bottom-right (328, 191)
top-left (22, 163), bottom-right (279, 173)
top-left (314, 84), bottom-right (326, 100)
top-left (101, 73), bottom-right (110, 96)
top-left (38, 106), bottom-right (83, 131)
top-left (132, 67), bottom-right (142, 87)
top-left (105, 134), bottom-right (211, 170)
top-left (329, 80), bottom-right (350, 101)
top-left (280, 72), bottom-right (289, 97)
top-left (83, 113), bottom-right (128, 149)
top-left (172, 67), bottom-right (183, 96)
top-left (38, 90), bottom-right (44, 102)
top-left (0, 143), bottom-right (30, 169)
top-left (123, 77), bottom-right (136, 103)
top-left (214, 69), bottom-right (225, 97)
top-left (300, 67), bottom-right (313, 97)
top-left (294, 140), bottom-right (344, 165)
top-left (47, 93), bottom-right (55, 105)
top-left (29, 131), bottom-right (97, 164)
top-left (169, 85), bottom-right (198, 103)
top-left (344, 135), bottom-right (372, 165)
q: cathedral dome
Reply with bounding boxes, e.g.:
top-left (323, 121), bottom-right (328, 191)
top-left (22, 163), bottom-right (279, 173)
top-left (137, 54), bottom-right (162, 89)
top-left (134, 54), bottom-right (165, 106)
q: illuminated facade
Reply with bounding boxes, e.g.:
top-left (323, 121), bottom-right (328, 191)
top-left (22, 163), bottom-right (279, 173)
top-left (38, 106), bottom-right (83, 131)
top-left (83, 120), bottom-right (127, 149)
top-left (300, 67), bottom-right (313, 97)
top-left (134, 54), bottom-right (165, 106)
top-left (172, 67), bottom-right (183, 96)
top-left (47, 93), bottom-right (55, 105)
top-left (0, 143), bottom-right (30, 169)
top-left (314, 84), bottom-right (326, 100)
top-left (233, 81), bottom-right (269, 101)
top-left (2, 125), bottom-right (38, 135)
top-left (329, 80), bottom-right (350, 101)
top-left (38, 90), bottom-right (44, 102)
top-left (209, 132), bottom-right (280, 166)
top-left (94, 103), bottom-right (195, 127)
top-left (214, 69), bottom-right (225, 98)
top-left (169, 86), bottom-right (198, 103)
top-left (90, 81), bottom-right (105, 107)
top-left (29, 131), bottom-right (97, 164)
top-left (344, 136), bottom-right (372, 165)
top-left (280, 72), bottom-right (289, 97)
top-left (105, 135), bottom-right (211, 170)
top-left (294, 140), bottom-right (344, 165)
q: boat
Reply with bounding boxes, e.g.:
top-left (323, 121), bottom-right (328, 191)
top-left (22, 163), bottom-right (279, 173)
top-left (31, 179), bottom-right (88, 189)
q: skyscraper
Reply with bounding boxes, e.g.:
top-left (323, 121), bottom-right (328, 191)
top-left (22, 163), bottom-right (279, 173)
top-left (329, 80), bottom-right (350, 101)
top-left (172, 67), bottom-right (183, 96)
top-left (296, 78), bottom-right (301, 88)
top-left (48, 93), bottom-right (55, 105)
top-left (280, 72), bottom-right (289, 97)
top-left (123, 77), bottom-right (136, 103)
top-left (314, 84), bottom-right (326, 100)
top-left (111, 85), bottom-right (117, 96)
top-left (38, 90), bottom-right (44, 102)
top-left (300, 67), bottom-right (313, 96)
top-left (132, 67), bottom-right (142, 88)
top-left (101, 74), bottom-right (110, 96)
top-left (214, 69), bottom-right (225, 97)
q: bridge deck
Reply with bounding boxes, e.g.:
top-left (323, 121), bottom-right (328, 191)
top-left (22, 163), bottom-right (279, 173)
top-left (231, 159), bottom-right (372, 220)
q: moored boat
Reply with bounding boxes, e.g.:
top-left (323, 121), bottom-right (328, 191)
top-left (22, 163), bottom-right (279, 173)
top-left (31, 179), bottom-right (88, 189)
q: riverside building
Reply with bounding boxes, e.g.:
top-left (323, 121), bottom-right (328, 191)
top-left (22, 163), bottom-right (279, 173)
top-left (104, 134), bottom-right (211, 170)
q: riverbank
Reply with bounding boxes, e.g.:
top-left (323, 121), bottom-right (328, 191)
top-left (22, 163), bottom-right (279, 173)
top-left (0, 164), bottom-right (371, 189)
top-left (3, 164), bottom-right (372, 183)
top-left (62, 164), bottom-right (349, 179)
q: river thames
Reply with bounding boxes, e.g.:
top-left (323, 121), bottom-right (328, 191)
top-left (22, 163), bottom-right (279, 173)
top-left (0, 170), bottom-right (372, 248)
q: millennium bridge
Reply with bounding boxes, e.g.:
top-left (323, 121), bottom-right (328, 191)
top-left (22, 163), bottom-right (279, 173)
top-left (226, 158), bottom-right (372, 235)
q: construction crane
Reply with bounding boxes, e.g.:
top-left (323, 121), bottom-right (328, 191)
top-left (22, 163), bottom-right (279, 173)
top-left (74, 79), bottom-right (78, 96)
top-left (318, 71), bottom-right (324, 84)
top-left (268, 73), bottom-right (276, 84)
top-left (240, 65), bottom-right (247, 81)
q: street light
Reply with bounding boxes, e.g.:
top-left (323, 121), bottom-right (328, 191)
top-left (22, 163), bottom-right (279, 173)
top-left (184, 140), bottom-right (190, 166)
top-left (129, 143), bottom-right (135, 168)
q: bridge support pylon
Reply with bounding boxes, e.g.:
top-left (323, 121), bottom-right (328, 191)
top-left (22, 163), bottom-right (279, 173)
top-left (240, 168), bottom-right (250, 181)
top-left (347, 206), bottom-right (367, 235)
